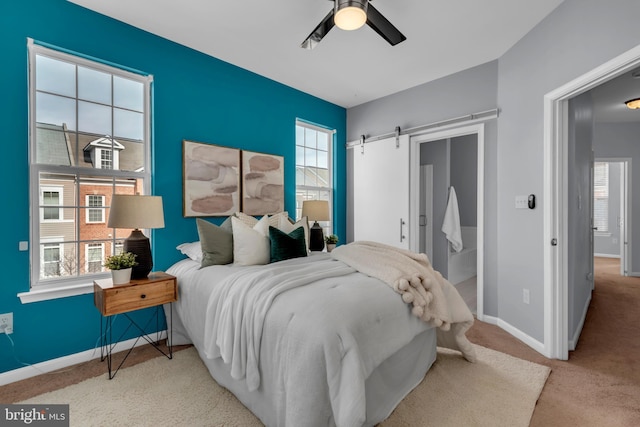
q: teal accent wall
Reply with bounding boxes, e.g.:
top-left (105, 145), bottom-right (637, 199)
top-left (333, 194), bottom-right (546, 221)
top-left (0, 0), bottom-right (346, 375)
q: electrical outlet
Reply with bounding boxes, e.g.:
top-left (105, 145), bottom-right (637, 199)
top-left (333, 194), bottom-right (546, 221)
top-left (523, 289), bottom-right (530, 305)
top-left (0, 313), bottom-right (13, 334)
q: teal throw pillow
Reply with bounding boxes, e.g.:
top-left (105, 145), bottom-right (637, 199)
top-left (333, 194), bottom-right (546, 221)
top-left (269, 226), bottom-right (307, 263)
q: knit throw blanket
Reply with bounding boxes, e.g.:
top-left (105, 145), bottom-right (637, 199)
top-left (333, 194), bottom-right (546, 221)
top-left (331, 241), bottom-right (477, 362)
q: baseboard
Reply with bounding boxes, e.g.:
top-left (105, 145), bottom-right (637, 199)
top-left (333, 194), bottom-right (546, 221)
top-left (568, 292), bottom-right (592, 351)
top-left (480, 315), bottom-right (546, 355)
top-left (0, 330), bottom-right (167, 386)
top-left (593, 253), bottom-right (620, 259)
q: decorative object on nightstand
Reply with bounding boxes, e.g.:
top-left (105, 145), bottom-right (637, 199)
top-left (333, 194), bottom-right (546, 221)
top-left (93, 272), bottom-right (177, 379)
top-left (325, 234), bottom-right (338, 252)
top-left (103, 251), bottom-right (138, 285)
top-left (108, 194), bottom-right (165, 279)
top-left (302, 200), bottom-right (330, 251)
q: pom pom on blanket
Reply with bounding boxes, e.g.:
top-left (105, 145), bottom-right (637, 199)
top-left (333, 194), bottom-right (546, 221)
top-left (332, 241), bottom-right (477, 363)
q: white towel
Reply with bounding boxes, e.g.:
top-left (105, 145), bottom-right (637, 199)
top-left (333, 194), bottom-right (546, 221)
top-left (442, 186), bottom-right (463, 253)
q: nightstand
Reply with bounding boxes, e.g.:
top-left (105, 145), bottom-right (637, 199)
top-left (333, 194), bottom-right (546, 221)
top-left (94, 272), bottom-right (177, 379)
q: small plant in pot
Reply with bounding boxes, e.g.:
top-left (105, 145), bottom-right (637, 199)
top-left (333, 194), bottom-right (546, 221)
top-left (104, 252), bottom-right (138, 285)
top-left (325, 234), bottom-right (339, 252)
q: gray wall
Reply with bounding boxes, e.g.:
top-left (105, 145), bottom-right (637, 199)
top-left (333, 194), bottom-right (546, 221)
top-left (347, 0), bottom-right (640, 344)
top-left (567, 92), bottom-right (595, 344)
top-left (593, 122), bottom-right (640, 271)
top-left (450, 134), bottom-right (478, 227)
top-left (495, 0), bottom-right (640, 343)
top-left (594, 162), bottom-right (621, 257)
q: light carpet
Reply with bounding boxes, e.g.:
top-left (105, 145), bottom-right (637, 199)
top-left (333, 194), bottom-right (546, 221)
top-left (20, 345), bottom-right (550, 427)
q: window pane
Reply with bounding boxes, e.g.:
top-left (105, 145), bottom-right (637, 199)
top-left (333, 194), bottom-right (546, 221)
top-left (114, 76), bottom-right (144, 112)
top-left (317, 150), bottom-right (328, 169)
top-left (305, 148), bottom-right (317, 168)
top-left (40, 243), bottom-right (77, 280)
top-left (304, 128), bottom-right (316, 148)
top-left (114, 108), bottom-right (143, 141)
top-left (296, 146), bottom-right (305, 166)
top-left (36, 55), bottom-right (75, 97)
top-left (36, 92), bottom-right (76, 130)
top-left (317, 132), bottom-right (329, 151)
top-left (78, 101), bottom-right (112, 135)
top-left (78, 66), bottom-right (111, 105)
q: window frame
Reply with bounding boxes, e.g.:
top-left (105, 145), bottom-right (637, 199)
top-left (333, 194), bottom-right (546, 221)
top-left (85, 194), bottom-right (106, 224)
top-left (295, 120), bottom-right (335, 234)
top-left (40, 185), bottom-right (63, 222)
top-left (22, 39), bottom-right (153, 303)
top-left (593, 161), bottom-right (609, 235)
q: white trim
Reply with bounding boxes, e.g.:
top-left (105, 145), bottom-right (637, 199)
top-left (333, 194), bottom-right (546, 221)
top-left (85, 194), bottom-right (106, 223)
top-left (479, 315), bottom-right (547, 355)
top-left (0, 331), bottom-right (167, 386)
top-left (18, 281), bottom-right (95, 303)
top-left (544, 43), bottom-right (640, 360)
top-left (409, 123), bottom-right (485, 321)
top-left (568, 292), bottom-right (592, 351)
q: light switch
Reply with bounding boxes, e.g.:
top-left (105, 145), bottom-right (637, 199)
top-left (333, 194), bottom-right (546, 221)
top-left (515, 195), bottom-right (528, 209)
top-left (19, 241), bottom-right (28, 251)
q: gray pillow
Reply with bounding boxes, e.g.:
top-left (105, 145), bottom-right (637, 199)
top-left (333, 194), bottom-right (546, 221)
top-left (196, 217), bottom-right (233, 267)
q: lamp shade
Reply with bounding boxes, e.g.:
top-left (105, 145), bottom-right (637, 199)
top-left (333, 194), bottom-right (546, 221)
top-left (108, 195), bottom-right (165, 230)
top-left (334, 0), bottom-right (368, 31)
top-left (301, 200), bottom-right (330, 222)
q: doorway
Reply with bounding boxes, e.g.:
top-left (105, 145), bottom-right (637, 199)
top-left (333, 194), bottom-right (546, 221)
top-left (410, 123), bottom-right (485, 319)
top-left (593, 159), bottom-right (630, 277)
top-left (544, 44), bottom-right (640, 360)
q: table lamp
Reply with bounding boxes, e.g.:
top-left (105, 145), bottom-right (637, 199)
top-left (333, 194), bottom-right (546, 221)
top-left (302, 200), bottom-right (330, 251)
top-left (108, 194), bottom-right (165, 279)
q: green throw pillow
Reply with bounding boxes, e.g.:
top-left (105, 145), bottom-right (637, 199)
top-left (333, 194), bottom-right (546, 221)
top-left (197, 217), bottom-right (233, 267)
top-left (269, 226), bottom-right (307, 263)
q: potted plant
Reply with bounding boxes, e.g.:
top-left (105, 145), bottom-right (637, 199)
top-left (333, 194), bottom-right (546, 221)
top-left (325, 234), bottom-right (339, 252)
top-left (104, 252), bottom-right (138, 285)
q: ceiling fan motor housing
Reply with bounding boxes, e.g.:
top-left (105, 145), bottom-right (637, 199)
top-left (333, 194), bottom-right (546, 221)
top-left (335, 0), bottom-right (369, 13)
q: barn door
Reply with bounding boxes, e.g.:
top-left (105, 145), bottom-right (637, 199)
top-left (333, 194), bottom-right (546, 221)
top-left (351, 135), bottom-right (410, 249)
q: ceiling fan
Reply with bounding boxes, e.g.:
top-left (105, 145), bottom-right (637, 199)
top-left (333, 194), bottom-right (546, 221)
top-left (301, 0), bottom-right (406, 49)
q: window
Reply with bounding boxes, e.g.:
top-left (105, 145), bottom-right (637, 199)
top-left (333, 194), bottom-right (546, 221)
top-left (42, 242), bottom-right (62, 278)
top-left (41, 187), bottom-right (62, 221)
top-left (594, 162), bottom-right (609, 233)
top-left (86, 195), bottom-right (105, 223)
top-left (28, 40), bottom-right (152, 294)
top-left (295, 120), bottom-right (334, 233)
top-left (86, 243), bottom-right (104, 273)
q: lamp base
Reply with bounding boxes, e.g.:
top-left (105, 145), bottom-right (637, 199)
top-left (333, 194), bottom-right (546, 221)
top-left (309, 221), bottom-right (325, 252)
top-left (123, 229), bottom-right (153, 279)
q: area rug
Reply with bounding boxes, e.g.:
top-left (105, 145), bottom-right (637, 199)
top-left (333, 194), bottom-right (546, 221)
top-left (20, 345), bottom-right (550, 426)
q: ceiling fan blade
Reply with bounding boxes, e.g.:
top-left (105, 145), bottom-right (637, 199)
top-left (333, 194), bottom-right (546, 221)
top-left (366, 3), bottom-right (406, 46)
top-left (301, 9), bottom-right (336, 50)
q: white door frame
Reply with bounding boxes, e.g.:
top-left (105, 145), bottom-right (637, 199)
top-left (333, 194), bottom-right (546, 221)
top-left (544, 43), bottom-right (640, 360)
top-left (410, 123), bottom-right (485, 321)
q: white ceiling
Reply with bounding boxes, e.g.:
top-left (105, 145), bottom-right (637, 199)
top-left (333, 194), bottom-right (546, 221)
top-left (69, 0), bottom-right (565, 108)
top-left (591, 68), bottom-right (640, 123)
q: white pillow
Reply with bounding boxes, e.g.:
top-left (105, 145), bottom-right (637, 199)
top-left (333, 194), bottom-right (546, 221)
top-left (234, 211), bottom-right (259, 228)
top-left (177, 241), bottom-right (203, 263)
top-left (278, 216), bottom-right (310, 253)
top-left (232, 215), bottom-right (270, 265)
top-left (266, 211), bottom-right (288, 228)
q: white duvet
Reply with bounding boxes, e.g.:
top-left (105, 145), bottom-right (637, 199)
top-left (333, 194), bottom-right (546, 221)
top-left (168, 254), bottom-right (446, 426)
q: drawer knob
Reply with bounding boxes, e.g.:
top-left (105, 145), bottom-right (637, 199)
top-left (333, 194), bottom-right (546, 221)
top-left (140, 294), bottom-right (146, 299)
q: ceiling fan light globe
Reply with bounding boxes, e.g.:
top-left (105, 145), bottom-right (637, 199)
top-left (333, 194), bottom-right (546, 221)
top-left (335, 6), bottom-right (367, 31)
top-left (625, 98), bottom-right (640, 109)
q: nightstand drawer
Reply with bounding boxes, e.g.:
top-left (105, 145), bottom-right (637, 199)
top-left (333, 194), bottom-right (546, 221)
top-left (94, 278), bottom-right (177, 316)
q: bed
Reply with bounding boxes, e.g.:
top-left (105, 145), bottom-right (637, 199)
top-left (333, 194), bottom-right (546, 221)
top-left (164, 238), bottom-right (474, 427)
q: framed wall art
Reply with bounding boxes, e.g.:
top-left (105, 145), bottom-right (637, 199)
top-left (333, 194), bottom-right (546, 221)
top-left (183, 140), bottom-right (241, 217)
top-left (241, 150), bottom-right (284, 215)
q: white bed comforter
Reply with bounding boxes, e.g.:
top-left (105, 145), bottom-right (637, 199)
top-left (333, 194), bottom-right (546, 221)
top-left (176, 254), bottom-right (433, 427)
